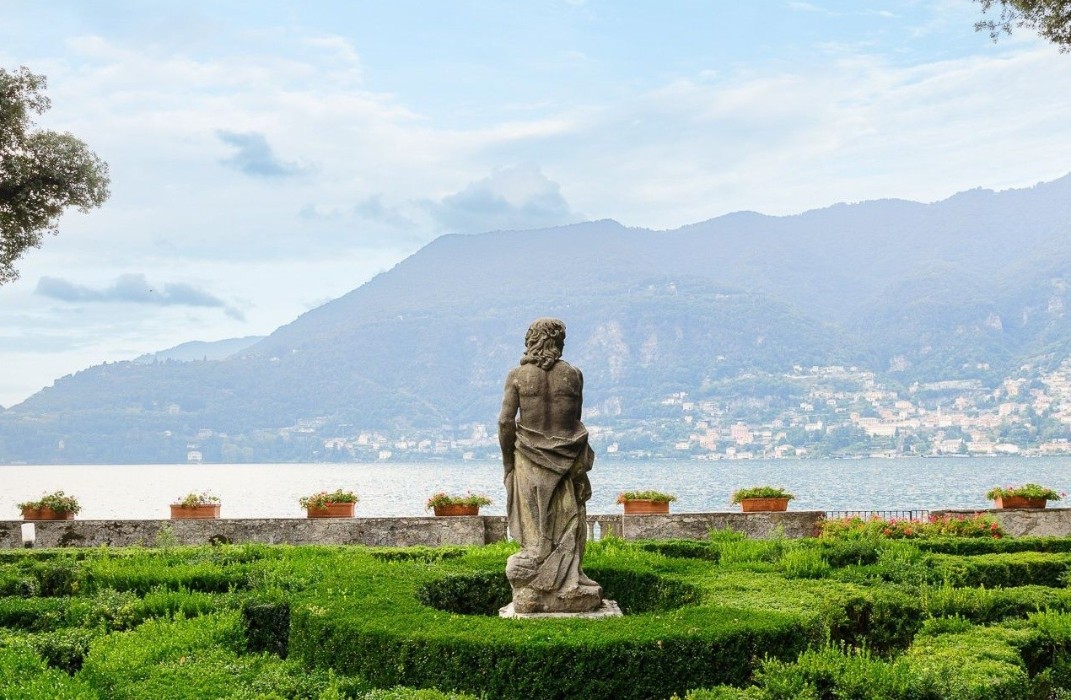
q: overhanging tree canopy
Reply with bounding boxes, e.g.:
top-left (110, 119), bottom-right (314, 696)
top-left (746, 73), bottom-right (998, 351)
top-left (975, 0), bottom-right (1071, 51)
top-left (0, 66), bottom-right (110, 285)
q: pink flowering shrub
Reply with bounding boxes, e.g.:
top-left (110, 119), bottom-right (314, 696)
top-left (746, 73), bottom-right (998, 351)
top-left (819, 513), bottom-right (1004, 540)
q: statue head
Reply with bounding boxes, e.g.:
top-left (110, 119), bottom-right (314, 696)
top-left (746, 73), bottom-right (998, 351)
top-left (521, 317), bottom-right (566, 370)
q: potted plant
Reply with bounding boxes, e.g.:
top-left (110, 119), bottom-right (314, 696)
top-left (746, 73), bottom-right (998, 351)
top-left (18, 491), bottom-right (81, 520)
top-left (170, 491), bottom-right (221, 519)
top-left (731, 486), bottom-right (795, 512)
top-left (986, 483), bottom-right (1063, 509)
top-left (299, 489), bottom-right (359, 518)
top-left (425, 492), bottom-right (492, 516)
top-left (616, 490), bottom-right (677, 515)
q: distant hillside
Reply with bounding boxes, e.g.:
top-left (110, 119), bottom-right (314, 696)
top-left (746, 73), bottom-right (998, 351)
top-left (132, 336), bottom-right (264, 364)
top-left (3, 174), bottom-right (1071, 463)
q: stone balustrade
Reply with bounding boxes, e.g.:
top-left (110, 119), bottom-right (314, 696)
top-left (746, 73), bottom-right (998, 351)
top-left (0, 511), bottom-right (817, 548)
top-left (0, 508), bottom-right (1067, 548)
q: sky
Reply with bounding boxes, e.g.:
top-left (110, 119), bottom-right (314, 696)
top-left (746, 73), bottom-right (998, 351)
top-left (1, 0), bottom-right (1071, 408)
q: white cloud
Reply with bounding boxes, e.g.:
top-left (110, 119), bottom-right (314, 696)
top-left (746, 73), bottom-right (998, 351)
top-left (422, 164), bottom-right (580, 233)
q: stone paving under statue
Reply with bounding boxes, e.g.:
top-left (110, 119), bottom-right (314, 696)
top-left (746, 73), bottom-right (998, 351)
top-left (497, 318), bottom-right (621, 618)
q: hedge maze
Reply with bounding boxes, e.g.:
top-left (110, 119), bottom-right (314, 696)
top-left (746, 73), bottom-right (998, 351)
top-left (5, 530), bottom-right (1071, 698)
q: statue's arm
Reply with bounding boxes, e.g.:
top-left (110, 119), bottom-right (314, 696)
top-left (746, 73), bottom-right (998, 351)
top-left (498, 371), bottom-right (519, 474)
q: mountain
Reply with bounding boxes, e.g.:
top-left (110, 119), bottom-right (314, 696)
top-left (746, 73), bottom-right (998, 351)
top-left (131, 336), bottom-right (265, 364)
top-left (3, 175), bottom-right (1071, 463)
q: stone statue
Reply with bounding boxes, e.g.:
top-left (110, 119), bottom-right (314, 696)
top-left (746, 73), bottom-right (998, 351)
top-left (498, 317), bottom-right (603, 613)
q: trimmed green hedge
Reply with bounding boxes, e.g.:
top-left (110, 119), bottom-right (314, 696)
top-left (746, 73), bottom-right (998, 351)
top-left (916, 537), bottom-right (1071, 556)
top-left (923, 584), bottom-right (1071, 623)
top-left (26, 626), bottom-right (103, 674)
top-left (289, 549), bottom-right (816, 700)
top-left (685, 624), bottom-right (1041, 700)
top-left (294, 605), bottom-right (809, 700)
top-left (931, 552), bottom-right (1071, 588)
top-left (242, 594), bottom-right (290, 657)
top-left (77, 611), bottom-right (371, 700)
top-left (10, 535), bottom-right (1071, 698)
top-left (0, 588), bottom-right (223, 633)
top-left (0, 641), bottom-right (98, 699)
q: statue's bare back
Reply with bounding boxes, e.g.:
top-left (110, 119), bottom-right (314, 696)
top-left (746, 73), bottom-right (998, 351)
top-left (503, 360), bottom-right (583, 439)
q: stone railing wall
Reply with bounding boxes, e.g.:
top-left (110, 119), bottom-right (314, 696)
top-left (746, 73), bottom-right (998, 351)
top-left (1, 508), bottom-right (1067, 548)
top-left (932, 508), bottom-right (1071, 538)
top-left (1, 511), bottom-right (820, 548)
top-left (6, 517), bottom-right (502, 549)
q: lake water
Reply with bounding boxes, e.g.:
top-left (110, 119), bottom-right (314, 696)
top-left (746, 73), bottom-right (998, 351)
top-left (4, 457), bottom-right (1071, 520)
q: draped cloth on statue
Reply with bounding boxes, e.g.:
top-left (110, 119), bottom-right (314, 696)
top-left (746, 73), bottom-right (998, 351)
top-left (505, 424), bottom-right (602, 613)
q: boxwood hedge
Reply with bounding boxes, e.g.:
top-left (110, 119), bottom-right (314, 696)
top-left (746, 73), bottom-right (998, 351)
top-left (289, 547), bottom-right (816, 700)
top-left (7, 535), bottom-right (1071, 698)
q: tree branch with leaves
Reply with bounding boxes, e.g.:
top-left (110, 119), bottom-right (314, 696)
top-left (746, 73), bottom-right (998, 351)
top-left (0, 66), bottom-right (110, 285)
top-left (975, 0), bottom-right (1071, 52)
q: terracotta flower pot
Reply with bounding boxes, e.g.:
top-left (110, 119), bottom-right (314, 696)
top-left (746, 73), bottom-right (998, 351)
top-left (622, 499), bottom-right (670, 515)
top-left (21, 507), bottom-right (75, 521)
top-left (994, 496), bottom-right (1047, 509)
top-left (170, 504), bottom-right (221, 519)
top-left (739, 497), bottom-right (790, 512)
top-left (433, 504), bottom-right (480, 516)
top-left (306, 502), bottom-right (356, 518)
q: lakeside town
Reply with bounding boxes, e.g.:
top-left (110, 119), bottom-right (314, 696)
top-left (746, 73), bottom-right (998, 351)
top-left (181, 358), bottom-right (1071, 464)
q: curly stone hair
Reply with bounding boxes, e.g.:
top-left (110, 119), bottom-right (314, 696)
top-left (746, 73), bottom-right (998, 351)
top-left (520, 317), bottom-right (566, 370)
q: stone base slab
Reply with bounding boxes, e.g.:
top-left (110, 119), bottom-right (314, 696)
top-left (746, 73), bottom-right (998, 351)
top-left (499, 599), bottom-right (623, 619)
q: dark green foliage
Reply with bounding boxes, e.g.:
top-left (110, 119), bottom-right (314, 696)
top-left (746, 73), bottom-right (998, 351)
top-left (32, 559), bottom-right (84, 597)
top-left (688, 628), bottom-right (1041, 699)
top-left (0, 66), bottom-right (110, 286)
top-left (291, 544), bottom-right (814, 700)
top-left (0, 596), bottom-right (92, 632)
top-left (932, 551), bottom-right (1071, 588)
top-left (0, 642), bottom-right (98, 698)
top-left (815, 539), bottom-right (884, 568)
top-left (975, 0), bottom-right (1071, 51)
top-left (363, 689), bottom-right (479, 700)
top-left (136, 588), bottom-right (224, 622)
top-left (413, 573), bottom-right (509, 616)
top-left (751, 644), bottom-right (929, 699)
top-left (637, 539), bottom-right (720, 562)
top-left (27, 627), bottom-right (102, 673)
top-left (777, 548), bottom-right (832, 580)
top-left (84, 555), bottom-right (250, 594)
top-left (0, 588), bottom-right (220, 635)
top-left (923, 584), bottom-right (1071, 623)
top-left (820, 586), bottom-right (923, 654)
top-left (76, 612), bottom-right (245, 697)
top-left (903, 624), bottom-right (1034, 699)
top-left (68, 607), bottom-right (377, 699)
top-left (585, 566), bottom-right (704, 613)
top-left (371, 546), bottom-right (466, 564)
top-left (0, 569), bottom-right (38, 597)
top-left (416, 571), bottom-right (510, 616)
top-left (683, 688), bottom-right (764, 700)
top-left (242, 594), bottom-right (290, 657)
top-left (915, 536), bottom-right (1071, 556)
top-left (293, 605), bottom-right (809, 700)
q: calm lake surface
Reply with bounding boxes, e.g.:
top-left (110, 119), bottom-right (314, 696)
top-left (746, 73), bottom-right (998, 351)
top-left (4, 457), bottom-right (1071, 520)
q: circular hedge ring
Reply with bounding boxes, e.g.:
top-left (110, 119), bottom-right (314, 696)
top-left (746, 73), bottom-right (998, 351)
top-left (289, 548), bottom-right (816, 700)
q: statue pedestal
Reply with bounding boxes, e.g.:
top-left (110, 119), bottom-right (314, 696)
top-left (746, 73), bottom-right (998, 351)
top-left (499, 599), bottom-right (623, 619)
